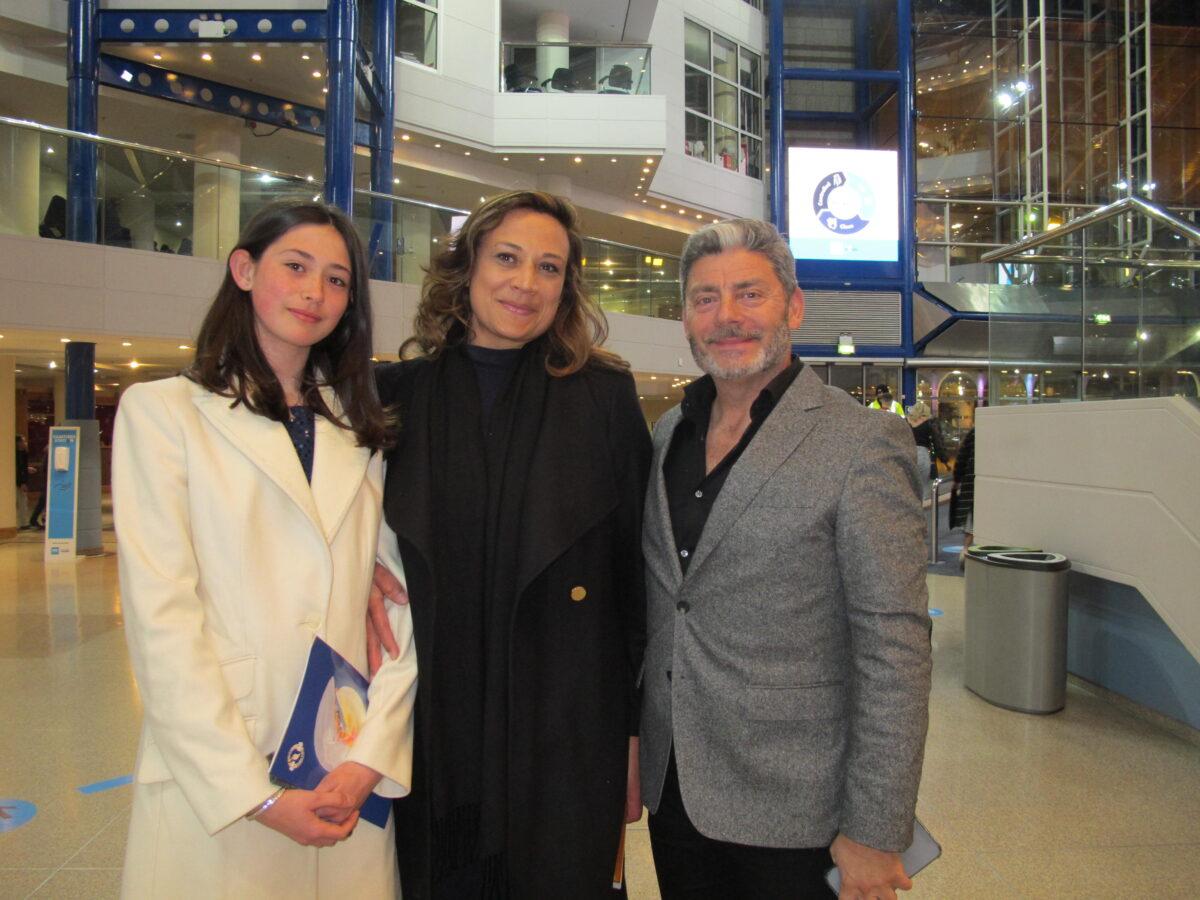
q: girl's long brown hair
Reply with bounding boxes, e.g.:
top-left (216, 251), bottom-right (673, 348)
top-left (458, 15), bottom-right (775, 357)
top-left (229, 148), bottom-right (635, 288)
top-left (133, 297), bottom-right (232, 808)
top-left (401, 190), bottom-right (626, 376)
top-left (186, 201), bottom-right (392, 450)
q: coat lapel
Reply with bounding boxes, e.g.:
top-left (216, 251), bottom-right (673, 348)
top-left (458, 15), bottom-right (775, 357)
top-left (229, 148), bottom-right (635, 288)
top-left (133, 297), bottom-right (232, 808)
top-left (684, 365), bottom-right (826, 579)
top-left (309, 400), bottom-right (372, 542)
top-left (644, 407), bottom-right (684, 592)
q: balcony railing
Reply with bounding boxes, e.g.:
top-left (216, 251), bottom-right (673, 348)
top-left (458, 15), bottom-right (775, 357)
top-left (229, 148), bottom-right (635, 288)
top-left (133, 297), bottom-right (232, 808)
top-left (0, 114), bottom-right (682, 320)
top-left (499, 43), bottom-right (651, 95)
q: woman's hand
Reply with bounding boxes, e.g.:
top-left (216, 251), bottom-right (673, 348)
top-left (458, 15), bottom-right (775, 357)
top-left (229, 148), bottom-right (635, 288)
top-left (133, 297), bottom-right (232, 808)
top-left (313, 761), bottom-right (383, 823)
top-left (366, 562), bottom-right (408, 677)
top-left (254, 788), bottom-right (359, 847)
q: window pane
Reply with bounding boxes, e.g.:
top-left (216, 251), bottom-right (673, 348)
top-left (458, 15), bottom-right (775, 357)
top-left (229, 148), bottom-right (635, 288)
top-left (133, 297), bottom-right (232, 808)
top-left (740, 91), bottom-right (761, 135)
top-left (685, 114), bottom-right (711, 162)
top-left (685, 66), bottom-right (710, 115)
top-left (713, 34), bottom-right (737, 81)
top-left (713, 79), bottom-right (738, 126)
top-left (685, 20), bottom-right (710, 68)
top-left (397, 2), bottom-right (436, 67)
top-left (740, 48), bottom-right (760, 91)
top-left (744, 136), bottom-right (762, 179)
top-left (714, 124), bottom-right (739, 171)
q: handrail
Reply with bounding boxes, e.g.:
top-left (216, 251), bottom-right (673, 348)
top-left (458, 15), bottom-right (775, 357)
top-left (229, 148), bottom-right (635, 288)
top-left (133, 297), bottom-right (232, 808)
top-left (0, 114), bottom-right (313, 184)
top-left (354, 187), bottom-right (467, 215)
top-left (980, 196), bottom-right (1200, 262)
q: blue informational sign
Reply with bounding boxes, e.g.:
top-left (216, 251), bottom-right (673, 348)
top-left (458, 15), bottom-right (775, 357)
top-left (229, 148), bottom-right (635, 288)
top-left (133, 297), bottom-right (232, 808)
top-left (0, 799), bottom-right (37, 833)
top-left (45, 427), bottom-right (80, 561)
top-left (788, 147), bottom-right (900, 263)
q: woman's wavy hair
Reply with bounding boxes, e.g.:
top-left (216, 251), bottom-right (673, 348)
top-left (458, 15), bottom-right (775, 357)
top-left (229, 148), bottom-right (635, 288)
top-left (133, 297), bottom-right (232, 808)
top-left (186, 200), bottom-right (392, 450)
top-left (401, 190), bottom-right (626, 376)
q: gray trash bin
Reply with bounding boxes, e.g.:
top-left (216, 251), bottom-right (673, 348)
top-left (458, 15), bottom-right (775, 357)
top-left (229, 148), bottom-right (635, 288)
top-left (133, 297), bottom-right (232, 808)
top-left (964, 550), bottom-right (1071, 714)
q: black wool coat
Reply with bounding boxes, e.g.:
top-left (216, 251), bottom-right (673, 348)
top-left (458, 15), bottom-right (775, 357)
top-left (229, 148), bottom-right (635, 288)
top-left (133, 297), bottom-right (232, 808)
top-left (376, 356), bottom-right (651, 899)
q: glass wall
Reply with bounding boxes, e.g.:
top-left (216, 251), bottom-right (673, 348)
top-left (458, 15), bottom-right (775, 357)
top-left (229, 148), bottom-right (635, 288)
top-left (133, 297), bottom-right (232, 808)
top-left (500, 44), bottom-right (651, 94)
top-left (684, 19), bottom-right (763, 178)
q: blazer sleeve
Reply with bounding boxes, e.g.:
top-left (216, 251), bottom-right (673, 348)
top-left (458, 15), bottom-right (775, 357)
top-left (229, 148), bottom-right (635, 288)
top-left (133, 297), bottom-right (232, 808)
top-left (833, 412), bottom-right (932, 851)
top-left (113, 384), bottom-right (276, 834)
top-left (347, 513), bottom-right (418, 798)
top-left (603, 370), bottom-right (653, 735)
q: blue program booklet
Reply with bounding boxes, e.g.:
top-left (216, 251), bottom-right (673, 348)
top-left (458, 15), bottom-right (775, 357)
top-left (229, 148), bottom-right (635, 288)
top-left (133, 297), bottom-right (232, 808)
top-left (269, 637), bottom-right (391, 828)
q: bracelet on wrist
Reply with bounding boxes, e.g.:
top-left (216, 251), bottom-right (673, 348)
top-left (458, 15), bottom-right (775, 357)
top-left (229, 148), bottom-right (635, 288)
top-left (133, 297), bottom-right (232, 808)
top-left (246, 786), bottom-right (287, 820)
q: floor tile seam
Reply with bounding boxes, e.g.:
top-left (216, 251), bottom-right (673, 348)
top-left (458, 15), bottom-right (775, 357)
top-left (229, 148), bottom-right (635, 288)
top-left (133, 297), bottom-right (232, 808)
top-left (54, 802), bottom-right (131, 873)
top-left (22, 871), bottom-right (56, 899)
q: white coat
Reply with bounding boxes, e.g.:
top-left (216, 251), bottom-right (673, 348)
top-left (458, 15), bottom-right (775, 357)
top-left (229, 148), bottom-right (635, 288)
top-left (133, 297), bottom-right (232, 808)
top-left (113, 375), bottom-right (417, 899)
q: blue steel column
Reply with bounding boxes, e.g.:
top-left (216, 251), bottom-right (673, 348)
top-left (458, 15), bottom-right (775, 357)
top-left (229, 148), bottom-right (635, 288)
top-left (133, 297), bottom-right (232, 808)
top-left (64, 342), bottom-right (95, 420)
top-left (370, 0), bottom-right (396, 280)
top-left (897, 0), bottom-right (917, 367)
top-left (67, 0), bottom-right (98, 243)
top-left (768, 0), bottom-right (787, 231)
top-left (325, 0), bottom-right (357, 212)
top-left (854, 1), bottom-right (871, 146)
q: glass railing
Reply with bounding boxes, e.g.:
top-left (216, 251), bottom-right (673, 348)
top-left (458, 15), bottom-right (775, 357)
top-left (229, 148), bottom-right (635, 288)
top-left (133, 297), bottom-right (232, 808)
top-left (0, 115), bottom-right (683, 320)
top-left (499, 43), bottom-right (651, 94)
top-left (983, 199), bottom-right (1200, 404)
top-left (917, 196), bottom-right (1200, 286)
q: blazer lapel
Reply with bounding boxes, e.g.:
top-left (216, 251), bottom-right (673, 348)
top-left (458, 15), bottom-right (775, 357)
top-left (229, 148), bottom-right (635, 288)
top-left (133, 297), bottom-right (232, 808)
top-left (685, 366), bottom-right (826, 579)
top-left (192, 389), bottom-right (322, 529)
top-left (309, 393), bottom-right (372, 543)
top-left (644, 408), bottom-right (684, 592)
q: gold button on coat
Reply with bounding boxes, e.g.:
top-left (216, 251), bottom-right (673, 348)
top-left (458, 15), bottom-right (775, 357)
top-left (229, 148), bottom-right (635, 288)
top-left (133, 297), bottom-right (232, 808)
top-left (570, 586), bottom-right (587, 602)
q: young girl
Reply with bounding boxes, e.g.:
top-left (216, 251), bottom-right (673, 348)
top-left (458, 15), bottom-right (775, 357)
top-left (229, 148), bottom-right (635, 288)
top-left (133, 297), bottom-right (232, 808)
top-left (114, 202), bottom-right (416, 898)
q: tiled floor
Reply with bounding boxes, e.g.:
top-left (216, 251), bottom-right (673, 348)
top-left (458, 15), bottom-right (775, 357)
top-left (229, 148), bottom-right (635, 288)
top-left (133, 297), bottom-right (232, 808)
top-left (2, 532), bottom-right (1198, 899)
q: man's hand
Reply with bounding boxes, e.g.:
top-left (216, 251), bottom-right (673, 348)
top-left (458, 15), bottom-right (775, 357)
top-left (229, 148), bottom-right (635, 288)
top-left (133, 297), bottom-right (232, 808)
top-left (255, 788), bottom-right (359, 847)
top-left (366, 562), bottom-right (408, 677)
top-left (625, 737), bottom-right (642, 823)
top-left (313, 761), bottom-right (383, 823)
top-left (829, 832), bottom-right (912, 900)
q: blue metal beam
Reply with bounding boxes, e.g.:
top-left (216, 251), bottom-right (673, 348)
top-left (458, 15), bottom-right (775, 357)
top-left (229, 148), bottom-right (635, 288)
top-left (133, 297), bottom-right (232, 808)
top-left (98, 54), bottom-right (372, 148)
top-left (97, 10), bottom-right (325, 43)
top-left (324, 0), bottom-right (356, 211)
top-left (854, 1), bottom-right (871, 146)
top-left (782, 67), bottom-right (901, 84)
top-left (768, 0), bottom-right (786, 230)
top-left (897, 0), bottom-right (917, 360)
top-left (65, 342), bottom-right (96, 420)
top-left (783, 110), bottom-right (858, 123)
top-left (369, 0), bottom-right (396, 281)
top-left (67, 0), bottom-right (98, 243)
top-left (858, 84), bottom-right (897, 124)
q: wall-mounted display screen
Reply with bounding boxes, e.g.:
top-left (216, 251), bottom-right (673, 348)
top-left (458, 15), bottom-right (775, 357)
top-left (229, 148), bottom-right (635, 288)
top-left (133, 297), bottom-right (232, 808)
top-left (787, 147), bottom-right (899, 262)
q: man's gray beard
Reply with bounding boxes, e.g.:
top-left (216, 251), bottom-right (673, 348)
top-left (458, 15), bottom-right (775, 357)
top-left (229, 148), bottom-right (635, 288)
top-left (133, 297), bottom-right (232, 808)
top-left (688, 317), bottom-right (793, 381)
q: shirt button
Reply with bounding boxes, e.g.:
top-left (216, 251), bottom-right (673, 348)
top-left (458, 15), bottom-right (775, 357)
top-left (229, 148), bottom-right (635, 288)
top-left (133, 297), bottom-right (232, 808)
top-left (694, 489), bottom-right (703, 499)
top-left (680, 549), bottom-right (689, 558)
top-left (676, 601), bottom-right (690, 613)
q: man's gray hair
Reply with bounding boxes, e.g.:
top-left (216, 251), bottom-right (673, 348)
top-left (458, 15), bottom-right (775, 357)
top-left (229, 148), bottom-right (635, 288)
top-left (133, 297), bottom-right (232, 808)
top-left (679, 218), bottom-right (798, 302)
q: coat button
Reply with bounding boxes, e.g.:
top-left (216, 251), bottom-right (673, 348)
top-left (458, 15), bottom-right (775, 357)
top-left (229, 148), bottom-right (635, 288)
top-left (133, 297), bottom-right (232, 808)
top-left (570, 586), bottom-right (587, 602)
top-left (676, 600), bottom-right (690, 613)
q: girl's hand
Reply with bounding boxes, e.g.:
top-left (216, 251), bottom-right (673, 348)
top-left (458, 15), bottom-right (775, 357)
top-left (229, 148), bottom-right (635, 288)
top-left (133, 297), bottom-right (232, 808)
top-left (313, 762), bottom-right (383, 823)
top-left (254, 788), bottom-right (359, 846)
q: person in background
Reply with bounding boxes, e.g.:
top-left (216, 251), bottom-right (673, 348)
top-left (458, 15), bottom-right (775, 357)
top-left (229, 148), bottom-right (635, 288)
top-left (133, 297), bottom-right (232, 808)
top-left (907, 400), bottom-right (948, 482)
top-left (114, 201), bottom-right (417, 899)
top-left (949, 425), bottom-right (977, 567)
top-left (368, 190), bottom-right (650, 899)
top-left (869, 383), bottom-right (906, 417)
top-left (15, 435), bottom-right (30, 529)
top-left (28, 446), bottom-right (47, 530)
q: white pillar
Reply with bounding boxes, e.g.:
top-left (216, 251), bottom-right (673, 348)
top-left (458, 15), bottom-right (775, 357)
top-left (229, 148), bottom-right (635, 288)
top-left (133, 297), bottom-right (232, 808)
top-left (0, 126), bottom-right (41, 237)
top-left (193, 116), bottom-right (242, 260)
top-left (0, 357), bottom-right (14, 534)
top-left (536, 12), bottom-right (570, 90)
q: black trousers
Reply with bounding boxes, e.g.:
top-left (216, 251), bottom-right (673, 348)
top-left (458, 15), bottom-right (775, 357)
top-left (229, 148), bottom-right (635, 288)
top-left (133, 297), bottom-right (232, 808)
top-left (648, 752), bottom-right (834, 900)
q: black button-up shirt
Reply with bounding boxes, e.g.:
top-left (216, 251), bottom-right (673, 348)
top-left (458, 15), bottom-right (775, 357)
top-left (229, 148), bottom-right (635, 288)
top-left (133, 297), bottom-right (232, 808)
top-left (663, 358), bottom-right (803, 575)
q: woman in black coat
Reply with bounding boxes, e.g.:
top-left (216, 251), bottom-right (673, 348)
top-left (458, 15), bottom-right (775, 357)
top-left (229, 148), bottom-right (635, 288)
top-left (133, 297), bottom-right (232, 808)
top-left (949, 426), bottom-right (976, 562)
top-left (371, 191), bottom-right (651, 899)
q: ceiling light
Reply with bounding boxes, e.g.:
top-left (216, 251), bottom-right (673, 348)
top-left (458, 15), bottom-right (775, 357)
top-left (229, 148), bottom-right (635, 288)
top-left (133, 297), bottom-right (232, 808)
top-left (479, 196), bottom-right (486, 203)
top-left (251, 52), bottom-right (262, 62)
top-left (610, 157), bottom-right (617, 163)
top-left (434, 143), bottom-right (441, 148)
top-left (201, 52), bottom-right (213, 62)
top-left (660, 204), bottom-right (667, 209)
top-left (178, 344), bottom-right (191, 350)
top-left (645, 158), bottom-right (654, 164)
top-left (60, 337), bottom-right (71, 343)
top-left (538, 156), bottom-right (545, 162)
top-left (301, 52), bottom-right (310, 60)
top-left (393, 177), bottom-right (400, 184)
top-left (129, 360), bottom-right (140, 369)
top-left (400, 134), bottom-right (411, 141)
top-left (46, 147), bottom-right (54, 155)
top-left (49, 361), bottom-right (57, 369)
top-left (152, 52), bottom-right (162, 60)
top-left (642, 167), bottom-right (650, 173)
top-left (678, 208), bottom-right (686, 214)
top-left (464, 151), bottom-right (471, 156)
top-left (122, 341), bottom-right (132, 347)
top-left (502, 156), bottom-right (509, 162)
top-left (312, 70), bottom-right (322, 78)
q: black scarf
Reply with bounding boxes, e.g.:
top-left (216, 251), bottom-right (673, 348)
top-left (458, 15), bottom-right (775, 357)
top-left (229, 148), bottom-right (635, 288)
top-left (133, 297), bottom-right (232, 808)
top-left (424, 341), bottom-right (549, 895)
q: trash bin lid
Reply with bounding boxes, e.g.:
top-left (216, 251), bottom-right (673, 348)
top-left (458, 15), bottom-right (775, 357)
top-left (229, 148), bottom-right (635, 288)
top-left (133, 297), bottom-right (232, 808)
top-left (966, 544), bottom-right (1039, 560)
top-left (984, 551), bottom-right (1070, 571)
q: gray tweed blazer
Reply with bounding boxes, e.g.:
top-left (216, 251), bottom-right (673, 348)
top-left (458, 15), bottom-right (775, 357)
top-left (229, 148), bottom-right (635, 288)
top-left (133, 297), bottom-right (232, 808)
top-left (639, 364), bottom-right (932, 852)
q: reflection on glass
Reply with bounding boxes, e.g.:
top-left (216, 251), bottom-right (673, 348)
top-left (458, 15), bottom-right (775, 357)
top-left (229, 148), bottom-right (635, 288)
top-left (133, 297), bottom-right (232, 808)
top-left (714, 125), bottom-right (740, 172)
top-left (397, 1), bottom-right (436, 68)
top-left (744, 137), bottom-right (762, 180)
top-left (740, 48), bottom-right (760, 91)
top-left (685, 114), bottom-right (711, 162)
top-left (713, 82), bottom-right (738, 127)
top-left (829, 365), bottom-right (864, 403)
top-left (685, 67), bottom-right (710, 114)
top-left (713, 34), bottom-right (737, 81)
top-left (685, 20), bottom-right (710, 68)
top-left (741, 92), bottom-right (761, 136)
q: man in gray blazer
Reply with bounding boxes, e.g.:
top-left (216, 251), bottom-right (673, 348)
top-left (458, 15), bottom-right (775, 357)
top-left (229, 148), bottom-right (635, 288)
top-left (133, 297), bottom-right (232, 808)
top-left (639, 218), bottom-right (931, 899)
